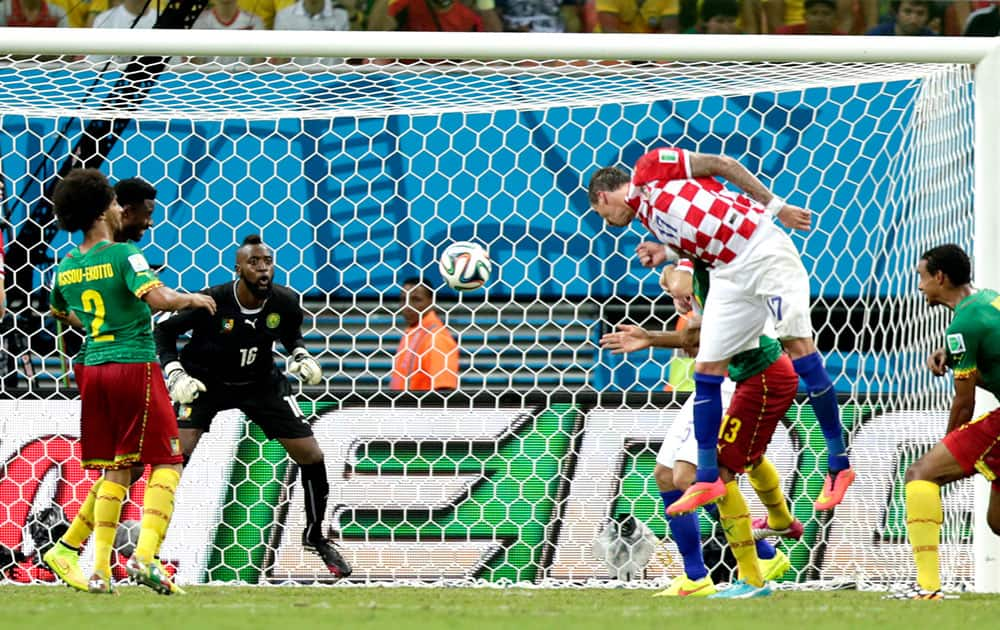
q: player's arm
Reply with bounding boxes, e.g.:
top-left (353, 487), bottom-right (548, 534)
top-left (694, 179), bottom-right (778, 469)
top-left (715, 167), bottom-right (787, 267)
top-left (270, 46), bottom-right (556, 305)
top-left (635, 241), bottom-right (682, 268)
top-left (600, 324), bottom-right (694, 354)
top-left (927, 347), bottom-right (948, 376)
top-left (945, 325), bottom-right (981, 433)
top-left (143, 286), bottom-right (216, 314)
top-left (283, 301), bottom-right (323, 385)
top-left (947, 374), bottom-right (977, 434)
top-left (687, 152), bottom-right (811, 231)
top-left (153, 304), bottom-right (213, 404)
top-left (47, 282), bottom-right (82, 328)
top-left (116, 243), bottom-right (217, 315)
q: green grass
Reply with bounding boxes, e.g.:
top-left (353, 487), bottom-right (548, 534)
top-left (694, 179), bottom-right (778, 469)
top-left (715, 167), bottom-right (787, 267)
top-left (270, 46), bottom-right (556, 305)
top-left (3, 586), bottom-right (998, 630)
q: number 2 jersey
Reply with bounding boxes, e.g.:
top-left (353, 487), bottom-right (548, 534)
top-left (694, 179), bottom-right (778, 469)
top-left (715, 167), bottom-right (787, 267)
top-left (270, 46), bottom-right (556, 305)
top-left (154, 281), bottom-right (306, 387)
top-left (946, 288), bottom-right (1000, 398)
top-left (49, 241), bottom-right (163, 365)
top-left (627, 147), bottom-right (766, 267)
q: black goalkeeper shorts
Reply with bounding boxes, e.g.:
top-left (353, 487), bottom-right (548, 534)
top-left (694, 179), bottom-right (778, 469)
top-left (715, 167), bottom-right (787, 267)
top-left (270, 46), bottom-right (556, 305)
top-left (175, 376), bottom-right (313, 440)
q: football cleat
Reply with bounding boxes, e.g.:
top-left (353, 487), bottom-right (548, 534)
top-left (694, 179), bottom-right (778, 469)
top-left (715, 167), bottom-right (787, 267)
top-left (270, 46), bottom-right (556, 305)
top-left (43, 543), bottom-right (89, 592)
top-left (151, 558), bottom-right (185, 595)
top-left (87, 570), bottom-right (115, 595)
top-left (707, 580), bottom-right (772, 599)
top-left (666, 478), bottom-right (727, 516)
top-left (883, 584), bottom-right (945, 600)
top-left (814, 468), bottom-right (856, 511)
top-left (303, 532), bottom-right (353, 578)
top-left (752, 517), bottom-right (804, 541)
top-left (652, 574), bottom-right (716, 598)
top-left (760, 548), bottom-right (791, 582)
top-left (126, 556), bottom-right (179, 595)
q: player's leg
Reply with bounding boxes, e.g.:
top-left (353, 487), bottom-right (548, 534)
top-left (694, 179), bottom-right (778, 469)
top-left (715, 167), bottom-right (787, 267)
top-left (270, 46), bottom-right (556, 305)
top-left (898, 412), bottom-right (997, 598)
top-left (47, 464), bottom-right (145, 591)
top-left (111, 362), bottom-right (185, 595)
top-left (57, 364), bottom-right (128, 593)
top-left (783, 336), bottom-right (854, 510)
top-left (739, 355), bottom-right (803, 539)
top-left (756, 229), bottom-right (853, 508)
top-left (652, 391), bottom-right (715, 596)
top-left (91, 467), bottom-right (130, 594)
top-left (177, 390), bottom-right (219, 464)
top-left (45, 361), bottom-right (98, 591)
top-left (669, 276), bottom-right (768, 516)
top-left (279, 437), bottom-right (328, 541)
top-left (714, 361), bottom-right (797, 585)
top-left (248, 382), bottom-right (352, 578)
top-left (654, 463), bottom-right (716, 596)
top-left (708, 466), bottom-right (770, 598)
top-left (748, 457), bottom-right (802, 539)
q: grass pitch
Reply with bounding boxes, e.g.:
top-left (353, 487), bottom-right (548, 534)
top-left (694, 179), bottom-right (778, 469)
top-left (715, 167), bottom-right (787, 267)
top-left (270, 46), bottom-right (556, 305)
top-left (3, 585), bottom-right (998, 630)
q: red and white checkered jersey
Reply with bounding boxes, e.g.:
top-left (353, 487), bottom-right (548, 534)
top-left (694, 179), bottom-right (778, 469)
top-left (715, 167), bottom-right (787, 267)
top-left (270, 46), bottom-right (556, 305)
top-left (626, 147), bottom-right (765, 267)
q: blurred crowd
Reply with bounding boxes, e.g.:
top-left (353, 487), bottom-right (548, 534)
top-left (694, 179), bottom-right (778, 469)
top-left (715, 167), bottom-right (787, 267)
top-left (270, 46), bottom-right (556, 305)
top-left (0, 0), bottom-right (998, 38)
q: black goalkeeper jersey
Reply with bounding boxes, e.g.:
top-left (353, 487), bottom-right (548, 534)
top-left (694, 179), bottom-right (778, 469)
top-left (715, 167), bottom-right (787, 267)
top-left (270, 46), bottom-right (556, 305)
top-left (155, 281), bottom-right (306, 387)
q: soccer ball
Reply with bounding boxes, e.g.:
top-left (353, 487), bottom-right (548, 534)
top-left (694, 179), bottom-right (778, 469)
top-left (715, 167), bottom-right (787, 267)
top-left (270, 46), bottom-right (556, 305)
top-left (439, 241), bottom-right (491, 291)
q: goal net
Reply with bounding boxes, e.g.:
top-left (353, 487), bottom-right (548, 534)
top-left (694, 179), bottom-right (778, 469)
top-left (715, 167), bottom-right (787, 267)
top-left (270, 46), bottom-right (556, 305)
top-left (0, 31), bottom-right (994, 589)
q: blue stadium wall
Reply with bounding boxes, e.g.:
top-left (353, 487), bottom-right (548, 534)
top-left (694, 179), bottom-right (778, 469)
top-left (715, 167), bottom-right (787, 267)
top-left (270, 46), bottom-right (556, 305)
top-left (0, 71), bottom-right (919, 301)
top-left (0, 72), bottom-right (930, 392)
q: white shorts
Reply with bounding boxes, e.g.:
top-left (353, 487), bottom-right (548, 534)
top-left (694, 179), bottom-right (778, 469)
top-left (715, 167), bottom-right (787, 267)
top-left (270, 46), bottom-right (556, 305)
top-left (656, 378), bottom-right (737, 469)
top-left (696, 218), bottom-right (813, 363)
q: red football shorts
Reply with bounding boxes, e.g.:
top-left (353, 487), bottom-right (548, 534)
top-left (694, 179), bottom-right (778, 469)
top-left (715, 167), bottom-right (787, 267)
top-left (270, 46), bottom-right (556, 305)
top-left (79, 362), bottom-right (182, 469)
top-left (718, 354), bottom-right (799, 473)
top-left (73, 363), bottom-right (86, 390)
top-left (942, 408), bottom-right (1000, 492)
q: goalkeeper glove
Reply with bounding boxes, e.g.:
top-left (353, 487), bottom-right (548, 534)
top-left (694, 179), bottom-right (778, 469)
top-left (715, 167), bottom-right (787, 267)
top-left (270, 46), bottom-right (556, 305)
top-left (288, 348), bottom-right (322, 385)
top-left (164, 361), bottom-right (206, 404)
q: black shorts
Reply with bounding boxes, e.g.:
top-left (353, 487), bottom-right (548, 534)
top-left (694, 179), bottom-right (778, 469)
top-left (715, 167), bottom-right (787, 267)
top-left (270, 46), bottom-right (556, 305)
top-left (175, 376), bottom-right (312, 440)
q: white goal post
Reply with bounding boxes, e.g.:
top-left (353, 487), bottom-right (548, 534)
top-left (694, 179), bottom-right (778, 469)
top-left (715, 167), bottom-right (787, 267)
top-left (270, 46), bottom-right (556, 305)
top-left (1, 30), bottom-right (999, 590)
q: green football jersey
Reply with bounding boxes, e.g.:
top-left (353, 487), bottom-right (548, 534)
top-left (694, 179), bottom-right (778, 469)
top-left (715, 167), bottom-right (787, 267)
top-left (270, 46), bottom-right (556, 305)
top-left (50, 241), bottom-right (163, 366)
top-left (690, 261), bottom-right (783, 382)
top-left (945, 289), bottom-right (1000, 398)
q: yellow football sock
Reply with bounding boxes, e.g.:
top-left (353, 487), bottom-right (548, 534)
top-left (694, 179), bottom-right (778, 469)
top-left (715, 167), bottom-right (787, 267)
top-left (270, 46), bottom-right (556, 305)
top-left (718, 480), bottom-right (764, 587)
top-left (747, 457), bottom-right (793, 531)
top-left (62, 478), bottom-right (103, 549)
top-left (906, 480), bottom-right (943, 592)
top-left (134, 468), bottom-right (181, 563)
top-left (93, 479), bottom-right (127, 577)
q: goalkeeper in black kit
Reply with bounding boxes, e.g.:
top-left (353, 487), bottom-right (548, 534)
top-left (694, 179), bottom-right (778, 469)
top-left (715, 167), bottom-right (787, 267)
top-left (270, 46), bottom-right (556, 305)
top-left (154, 234), bottom-right (352, 577)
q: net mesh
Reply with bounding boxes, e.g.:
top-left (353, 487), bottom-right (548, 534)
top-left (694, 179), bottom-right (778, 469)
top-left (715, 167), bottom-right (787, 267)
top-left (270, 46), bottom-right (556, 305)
top-left (0, 54), bottom-right (977, 588)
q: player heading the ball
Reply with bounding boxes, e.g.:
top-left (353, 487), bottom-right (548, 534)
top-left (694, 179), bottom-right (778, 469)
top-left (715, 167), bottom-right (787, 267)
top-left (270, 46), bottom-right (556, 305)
top-left (587, 147), bottom-right (853, 516)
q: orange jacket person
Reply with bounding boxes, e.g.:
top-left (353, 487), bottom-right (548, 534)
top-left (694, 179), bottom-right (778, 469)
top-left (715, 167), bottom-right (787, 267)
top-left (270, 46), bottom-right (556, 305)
top-left (390, 278), bottom-right (459, 391)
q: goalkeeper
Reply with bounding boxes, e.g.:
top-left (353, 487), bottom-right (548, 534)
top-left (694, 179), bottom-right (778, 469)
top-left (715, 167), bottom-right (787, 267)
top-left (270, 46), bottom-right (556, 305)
top-left (153, 234), bottom-right (351, 578)
top-left (601, 246), bottom-right (802, 599)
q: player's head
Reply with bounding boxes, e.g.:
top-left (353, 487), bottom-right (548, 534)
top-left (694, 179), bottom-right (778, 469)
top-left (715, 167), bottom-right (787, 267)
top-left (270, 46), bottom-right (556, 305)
top-left (400, 277), bottom-right (433, 327)
top-left (114, 177), bottom-right (157, 243)
top-left (53, 169), bottom-right (121, 235)
top-left (235, 234), bottom-right (274, 298)
top-left (918, 244), bottom-right (971, 305)
top-left (588, 167), bottom-right (635, 228)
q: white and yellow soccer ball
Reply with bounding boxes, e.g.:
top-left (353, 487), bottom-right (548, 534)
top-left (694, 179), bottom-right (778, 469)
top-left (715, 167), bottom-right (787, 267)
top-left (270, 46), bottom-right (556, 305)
top-left (439, 241), bottom-right (492, 291)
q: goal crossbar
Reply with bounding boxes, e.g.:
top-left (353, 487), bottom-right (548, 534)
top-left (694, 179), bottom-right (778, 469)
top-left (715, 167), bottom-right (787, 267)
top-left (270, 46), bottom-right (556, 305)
top-left (1, 29), bottom-right (998, 64)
